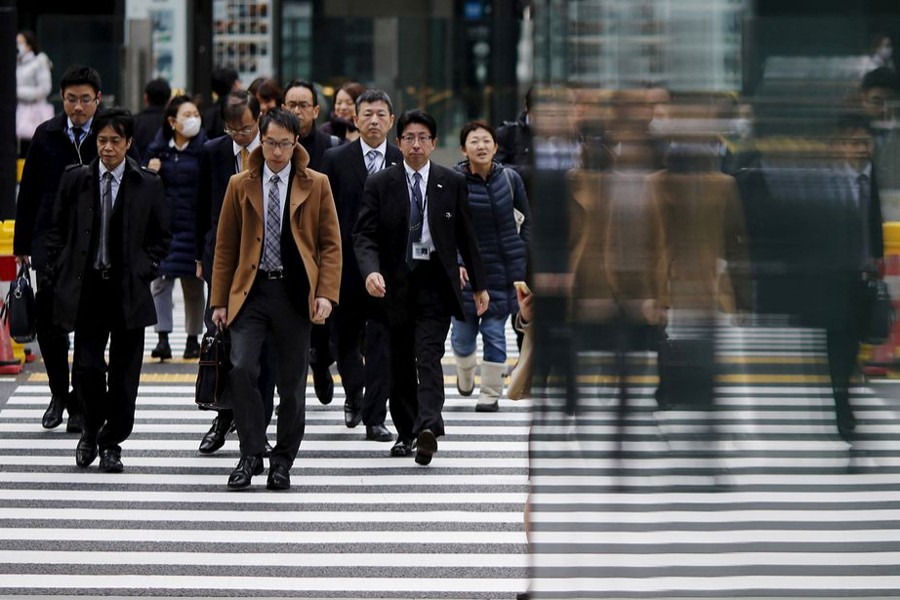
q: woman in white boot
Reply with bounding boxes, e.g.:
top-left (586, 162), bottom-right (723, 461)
top-left (452, 121), bottom-right (531, 411)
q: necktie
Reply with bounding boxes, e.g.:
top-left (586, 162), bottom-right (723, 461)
top-left (858, 173), bottom-right (871, 260)
top-left (858, 173), bottom-right (870, 207)
top-left (365, 149), bottom-right (380, 175)
top-left (408, 172), bottom-right (424, 268)
top-left (96, 171), bottom-right (113, 269)
top-left (263, 174), bottom-right (282, 270)
top-left (71, 126), bottom-right (83, 148)
top-left (240, 147), bottom-right (250, 172)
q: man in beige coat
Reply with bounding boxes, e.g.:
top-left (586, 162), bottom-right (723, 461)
top-left (211, 108), bottom-right (341, 490)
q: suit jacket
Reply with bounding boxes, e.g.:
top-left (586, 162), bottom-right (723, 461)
top-left (211, 145), bottom-right (342, 325)
top-left (321, 139), bottom-right (402, 302)
top-left (353, 161), bottom-right (486, 321)
top-left (15, 113), bottom-right (99, 270)
top-left (196, 134), bottom-right (239, 273)
top-left (46, 156), bottom-right (172, 331)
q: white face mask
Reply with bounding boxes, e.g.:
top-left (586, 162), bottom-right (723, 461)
top-left (180, 116), bottom-right (202, 139)
top-left (16, 43), bottom-right (26, 57)
top-left (879, 46), bottom-right (893, 61)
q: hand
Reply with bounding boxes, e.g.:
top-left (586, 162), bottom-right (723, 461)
top-left (458, 266), bottom-right (469, 290)
top-left (195, 261), bottom-right (204, 280)
top-left (147, 158), bottom-right (162, 172)
top-left (474, 290), bottom-right (490, 316)
top-left (312, 297), bottom-right (332, 324)
top-left (516, 286), bottom-right (533, 323)
top-left (211, 307), bottom-right (227, 328)
top-left (15, 255), bottom-right (30, 267)
top-left (365, 272), bottom-right (386, 298)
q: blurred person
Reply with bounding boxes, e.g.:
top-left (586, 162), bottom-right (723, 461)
top-left (252, 77), bottom-right (283, 116)
top-left (354, 109), bottom-right (488, 464)
top-left (321, 89), bottom-right (401, 438)
top-left (203, 67), bottom-right (240, 139)
top-left (283, 79), bottom-right (341, 406)
top-left (859, 67), bottom-right (897, 131)
top-left (320, 81), bottom-right (364, 142)
top-left (452, 121), bottom-right (530, 412)
top-left (143, 95), bottom-right (208, 361)
top-left (46, 108), bottom-right (171, 472)
top-left (210, 108), bottom-right (341, 490)
top-left (863, 33), bottom-right (895, 73)
top-left (15, 30), bottom-right (53, 157)
top-left (133, 78), bottom-right (172, 161)
top-left (15, 64), bottom-right (104, 434)
top-left (195, 90), bottom-right (276, 455)
top-left (496, 88), bottom-right (533, 180)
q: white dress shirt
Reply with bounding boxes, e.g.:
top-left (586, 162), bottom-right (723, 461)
top-left (404, 160), bottom-right (433, 253)
top-left (97, 159), bottom-right (126, 209)
top-left (361, 138), bottom-right (388, 172)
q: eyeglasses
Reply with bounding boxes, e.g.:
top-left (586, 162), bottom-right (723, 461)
top-left (400, 134), bottom-right (433, 144)
top-left (285, 101), bottom-right (313, 111)
top-left (262, 139), bottom-right (296, 150)
top-left (224, 125), bottom-right (255, 136)
top-left (64, 95), bottom-right (97, 106)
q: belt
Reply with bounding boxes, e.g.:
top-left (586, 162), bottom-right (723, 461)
top-left (259, 268), bottom-right (284, 280)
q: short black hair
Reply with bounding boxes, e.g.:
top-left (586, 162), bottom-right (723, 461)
top-left (222, 89), bottom-right (260, 122)
top-left (144, 78), bottom-right (172, 107)
top-left (59, 64), bottom-right (102, 95)
top-left (259, 107), bottom-right (301, 138)
top-left (396, 110), bottom-right (437, 140)
top-left (161, 95), bottom-right (194, 141)
top-left (356, 89), bottom-right (394, 115)
top-left (459, 120), bottom-right (496, 148)
top-left (861, 67), bottom-right (898, 92)
top-left (254, 78), bottom-right (284, 106)
top-left (836, 112), bottom-right (874, 136)
top-left (93, 108), bottom-right (134, 140)
top-left (284, 79), bottom-right (318, 107)
top-left (211, 67), bottom-right (239, 98)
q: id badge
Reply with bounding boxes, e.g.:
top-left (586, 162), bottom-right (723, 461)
top-left (412, 242), bottom-right (431, 260)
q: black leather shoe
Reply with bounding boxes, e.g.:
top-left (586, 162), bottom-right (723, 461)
top-left (390, 438), bottom-right (412, 457)
top-left (66, 412), bottom-right (84, 434)
top-left (183, 336), bottom-right (201, 359)
top-left (42, 396), bottom-right (65, 429)
top-left (344, 389), bottom-right (363, 429)
top-left (313, 367), bottom-right (334, 405)
top-left (366, 423), bottom-right (393, 442)
top-left (262, 441), bottom-right (274, 458)
top-left (415, 429), bottom-right (438, 466)
top-left (99, 447), bottom-right (124, 473)
top-left (266, 463), bottom-right (291, 490)
top-left (151, 338), bottom-right (172, 361)
top-left (227, 455), bottom-right (264, 490)
top-left (198, 415), bottom-right (232, 454)
top-left (75, 432), bottom-right (98, 468)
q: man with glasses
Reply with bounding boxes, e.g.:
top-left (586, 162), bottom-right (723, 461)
top-left (15, 64), bottom-right (104, 435)
top-left (282, 79), bottom-right (342, 407)
top-left (211, 108), bottom-right (341, 490)
top-left (354, 110), bottom-right (488, 465)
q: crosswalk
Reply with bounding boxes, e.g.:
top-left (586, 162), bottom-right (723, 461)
top-left (5, 304), bottom-right (900, 597)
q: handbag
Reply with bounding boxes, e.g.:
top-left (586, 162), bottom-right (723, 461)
top-left (195, 327), bottom-right (233, 410)
top-left (507, 323), bottom-right (533, 400)
top-left (862, 278), bottom-right (894, 345)
top-left (2, 263), bottom-right (36, 343)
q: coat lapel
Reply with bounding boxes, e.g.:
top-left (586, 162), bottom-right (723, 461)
top-left (289, 167), bottom-right (313, 227)
top-left (349, 140), bottom-right (368, 189)
top-left (242, 170), bottom-right (265, 221)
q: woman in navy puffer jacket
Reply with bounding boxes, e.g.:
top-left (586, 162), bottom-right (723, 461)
top-left (453, 121), bottom-right (530, 412)
top-left (144, 95), bottom-right (207, 360)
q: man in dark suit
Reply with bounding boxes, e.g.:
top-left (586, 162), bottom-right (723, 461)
top-left (195, 90), bottom-right (277, 455)
top-left (46, 108), bottom-right (171, 472)
top-left (132, 77), bottom-right (171, 161)
top-left (14, 64), bottom-right (104, 435)
top-left (321, 89), bottom-right (401, 441)
top-left (354, 110), bottom-right (489, 465)
top-left (283, 79), bottom-right (341, 406)
top-left (211, 108), bottom-right (341, 490)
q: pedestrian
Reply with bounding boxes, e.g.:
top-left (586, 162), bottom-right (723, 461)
top-left (452, 121), bottom-right (530, 412)
top-left (15, 30), bottom-right (53, 158)
top-left (321, 89), bottom-right (402, 440)
top-left (46, 108), bottom-right (171, 472)
top-left (354, 109), bottom-right (489, 465)
top-left (15, 64), bottom-right (104, 435)
top-left (144, 95), bottom-right (208, 360)
top-left (133, 78), bottom-right (172, 161)
top-left (202, 67), bottom-right (240, 139)
top-left (320, 81), bottom-right (364, 143)
top-left (211, 108), bottom-right (341, 490)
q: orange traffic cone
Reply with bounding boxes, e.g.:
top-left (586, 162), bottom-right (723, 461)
top-left (0, 299), bottom-right (23, 374)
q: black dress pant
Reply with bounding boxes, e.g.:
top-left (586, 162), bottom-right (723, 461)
top-left (388, 258), bottom-right (452, 442)
top-left (825, 278), bottom-right (865, 428)
top-left (75, 270), bottom-right (145, 452)
top-left (227, 277), bottom-right (311, 468)
top-left (331, 288), bottom-right (372, 418)
top-left (362, 315), bottom-right (390, 425)
top-left (36, 270), bottom-right (76, 412)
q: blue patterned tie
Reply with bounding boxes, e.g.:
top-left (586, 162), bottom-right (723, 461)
top-left (408, 172), bottom-right (424, 268)
top-left (263, 175), bottom-right (282, 269)
top-left (366, 149), bottom-right (380, 175)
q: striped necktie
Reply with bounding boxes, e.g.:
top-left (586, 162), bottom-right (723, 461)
top-left (263, 175), bottom-right (282, 270)
top-left (365, 149), bottom-right (380, 175)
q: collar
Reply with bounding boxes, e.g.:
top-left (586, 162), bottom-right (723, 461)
top-left (232, 134), bottom-right (261, 157)
top-left (98, 159), bottom-right (126, 183)
top-left (263, 161), bottom-right (291, 184)
top-left (299, 124), bottom-right (318, 142)
top-left (361, 138), bottom-right (388, 157)
top-left (168, 137), bottom-right (190, 151)
top-left (68, 116), bottom-right (94, 135)
top-left (404, 160), bottom-right (431, 182)
top-left (842, 162), bottom-right (873, 179)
